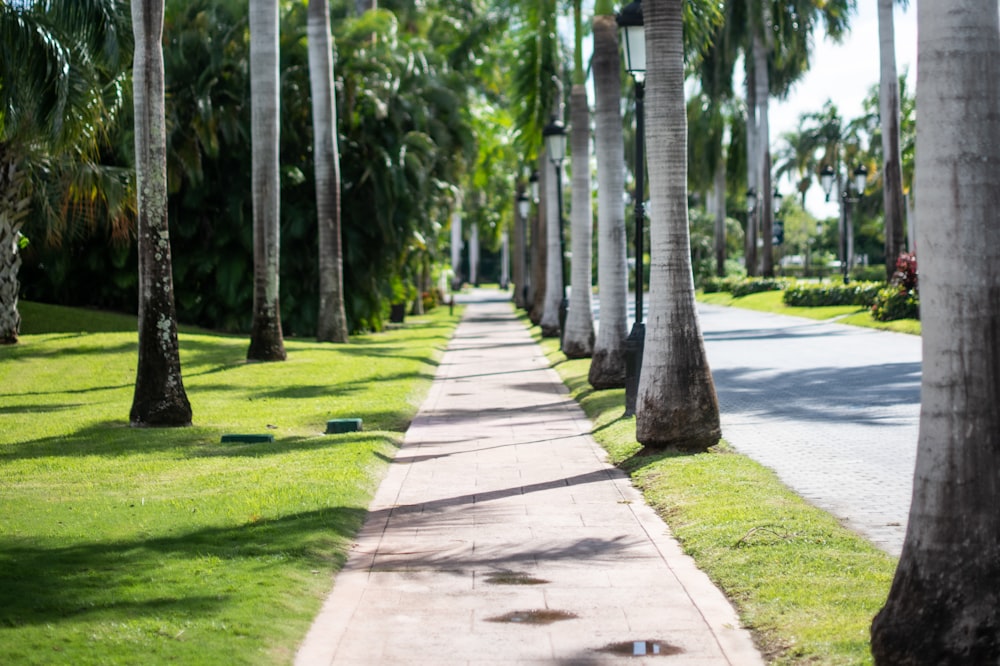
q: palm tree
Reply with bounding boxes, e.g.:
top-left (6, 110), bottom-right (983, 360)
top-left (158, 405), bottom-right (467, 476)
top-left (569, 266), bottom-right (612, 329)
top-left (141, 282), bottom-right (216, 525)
top-left (870, 3), bottom-right (1000, 662)
top-left (129, 0), bottom-right (192, 426)
top-left (774, 124), bottom-right (819, 208)
top-left (512, 0), bottom-right (559, 328)
top-left (562, 0), bottom-right (595, 357)
top-left (743, 0), bottom-right (854, 277)
top-left (307, 0), bottom-right (348, 343)
top-left (539, 127), bottom-right (564, 339)
top-left (0, 0), bottom-right (131, 344)
top-left (878, 0), bottom-right (907, 279)
top-left (588, 0), bottom-right (628, 388)
top-left (247, 0), bottom-right (286, 361)
top-left (636, 0), bottom-right (720, 451)
top-left (529, 155), bottom-right (548, 324)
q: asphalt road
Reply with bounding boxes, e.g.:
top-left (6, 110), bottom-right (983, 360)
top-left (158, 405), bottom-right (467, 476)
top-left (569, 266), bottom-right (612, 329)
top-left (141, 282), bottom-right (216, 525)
top-left (593, 296), bottom-right (921, 557)
top-left (697, 304), bottom-right (919, 557)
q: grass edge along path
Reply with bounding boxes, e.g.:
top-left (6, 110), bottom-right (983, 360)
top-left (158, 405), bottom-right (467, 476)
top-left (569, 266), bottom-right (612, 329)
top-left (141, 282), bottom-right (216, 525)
top-left (520, 311), bottom-right (897, 665)
top-left (0, 301), bottom-right (462, 665)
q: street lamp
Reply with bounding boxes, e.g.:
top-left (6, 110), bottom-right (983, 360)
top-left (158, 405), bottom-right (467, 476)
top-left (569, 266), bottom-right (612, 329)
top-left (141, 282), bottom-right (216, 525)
top-left (543, 117), bottom-right (569, 346)
top-left (772, 188), bottom-right (784, 248)
top-left (618, 0), bottom-right (646, 417)
top-left (819, 163), bottom-right (867, 283)
top-left (529, 169), bottom-right (540, 204)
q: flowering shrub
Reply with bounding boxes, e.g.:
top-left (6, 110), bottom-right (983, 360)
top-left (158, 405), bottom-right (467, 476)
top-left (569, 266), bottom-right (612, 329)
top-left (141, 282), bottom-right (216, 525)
top-left (871, 252), bottom-right (919, 321)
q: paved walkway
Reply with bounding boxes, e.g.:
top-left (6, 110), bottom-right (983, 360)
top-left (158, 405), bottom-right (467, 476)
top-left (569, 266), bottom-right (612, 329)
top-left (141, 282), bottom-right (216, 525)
top-left (296, 291), bottom-right (763, 665)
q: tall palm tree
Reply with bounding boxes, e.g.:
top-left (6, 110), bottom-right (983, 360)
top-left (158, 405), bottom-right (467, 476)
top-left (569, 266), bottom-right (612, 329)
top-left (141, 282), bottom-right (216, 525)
top-left (0, 0), bottom-right (131, 344)
top-left (129, 0), bottom-right (192, 426)
top-left (539, 124), bottom-right (564, 338)
top-left (636, 0), bottom-right (720, 451)
top-left (742, 0), bottom-right (854, 277)
top-left (247, 0), bottom-right (286, 361)
top-left (588, 0), bottom-right (628, 388)
top-left (307, 0), bottom-right (348, 343)
top-left (774, 123), bottom-right (819, 208)
top-left (878, 0), bottom-right (907, 279)
top-left (512, 0), bottom-right (559, 327)
top-left (562, 0), bottom-right (595, 357)
top-left (529, 154), bottom-right (548, 324)
top-left (870, 2), bottom-right (1000, 661)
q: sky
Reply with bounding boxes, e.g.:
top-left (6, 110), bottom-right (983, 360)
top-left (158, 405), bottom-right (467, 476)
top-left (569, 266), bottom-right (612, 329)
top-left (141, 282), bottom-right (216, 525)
top-left (768, 3), bottom-right (917, 217)
top-left (561, 4), bottom-right (919, 217)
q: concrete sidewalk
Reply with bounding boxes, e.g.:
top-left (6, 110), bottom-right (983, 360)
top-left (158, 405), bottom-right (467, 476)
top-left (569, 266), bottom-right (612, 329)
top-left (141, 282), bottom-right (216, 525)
top-left (295, 290), bottom-right (763, 665)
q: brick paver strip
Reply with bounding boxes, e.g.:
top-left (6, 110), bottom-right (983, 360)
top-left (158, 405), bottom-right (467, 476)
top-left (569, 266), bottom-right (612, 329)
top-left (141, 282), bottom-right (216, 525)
top-left (296, 292), bottom-right (763, 665)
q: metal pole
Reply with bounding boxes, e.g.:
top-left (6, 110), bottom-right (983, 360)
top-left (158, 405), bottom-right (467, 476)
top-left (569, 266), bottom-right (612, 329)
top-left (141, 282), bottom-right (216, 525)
top-left (841, 187), bottom-right (850, 284)
top-left (624, 79), bottom-right (646, 417)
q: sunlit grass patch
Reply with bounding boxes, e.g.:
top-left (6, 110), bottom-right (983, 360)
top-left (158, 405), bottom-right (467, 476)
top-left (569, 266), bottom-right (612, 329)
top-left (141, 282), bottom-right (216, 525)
top-left (0, 302), bottom-right (460, 664)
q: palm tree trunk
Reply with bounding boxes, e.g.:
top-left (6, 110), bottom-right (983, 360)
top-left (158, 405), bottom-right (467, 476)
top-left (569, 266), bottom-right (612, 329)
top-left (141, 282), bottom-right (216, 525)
top-left (562, 83), bottom-right (595, 358)
top-left (752, 27), bottom-right (774, 278)
top-left (588, 10), bottom-right (628, 388)
top-left (878, 0), bottom-right (906, 278)
top-left (470, 223), bottom-right (480, 286)
top-left (512, 185), bottom-right (526, 307)
top-left (308, 0), bottom-right (348, 343)
top-left (712, 156), bottom-right (727, 277)
top-left (450, 208), bottom-right (462, 289)
top-left (871, 3), bottom-right (1000, 662)
top-left (129, 0), bottom-right (192, 427)
top-left (637, 0), bottom-right (720, 451)
top-left (529, 154), bottom-right (548, 324)
top-left (540, 147), bottom-right (563, 337)
top-left (247, 0), bottom-right (286, 361)
top-left (0, 156), bottom-right (29, 344)
top-left (744, 63), bottom-right (758, 276)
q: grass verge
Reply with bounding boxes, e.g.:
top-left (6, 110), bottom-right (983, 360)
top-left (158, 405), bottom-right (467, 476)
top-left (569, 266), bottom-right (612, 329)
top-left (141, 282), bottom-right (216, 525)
top-left (697, 290), bottom-right (921, 335)
top-left (524, 315), bottom-right (897, 665)
top-left (1, 301), bottom-right (461, 665)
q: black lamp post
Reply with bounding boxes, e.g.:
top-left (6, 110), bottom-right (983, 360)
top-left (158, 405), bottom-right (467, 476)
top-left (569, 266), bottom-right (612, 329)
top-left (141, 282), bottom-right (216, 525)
top-left (618, 0), bottom-right (646, 417)
top-left (517, 191), bottom-right (531, 308)
top-left (543, 118), bottom-right (568, 346)
top-left (772, 188), bottom-right (783, 249)
top-left (820, 163), bottom-right (867, 284)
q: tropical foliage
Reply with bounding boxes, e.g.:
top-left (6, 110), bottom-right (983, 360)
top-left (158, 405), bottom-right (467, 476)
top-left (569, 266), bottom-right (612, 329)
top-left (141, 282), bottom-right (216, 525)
top-left (20, 0), bottom-right (514, 334)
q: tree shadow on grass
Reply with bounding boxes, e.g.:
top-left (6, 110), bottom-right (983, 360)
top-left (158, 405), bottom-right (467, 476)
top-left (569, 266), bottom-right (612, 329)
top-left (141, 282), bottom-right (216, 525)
top-left (0, 507), bottom-right (366, 629)
top-left (1, 404), bottom-right (411, 461)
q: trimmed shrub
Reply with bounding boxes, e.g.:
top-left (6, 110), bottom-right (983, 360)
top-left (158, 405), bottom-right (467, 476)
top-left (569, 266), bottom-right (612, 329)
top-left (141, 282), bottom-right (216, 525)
top-left (783, 281), bottom-right (884, 307)
top-left (729, 278), bottom-right (789, 298)
top-left (871, 286), bottom-right (920, 321)
top-left (851, 265), bottom-right (888, 282)
top-left (699, 275), bottom-right (743, 293)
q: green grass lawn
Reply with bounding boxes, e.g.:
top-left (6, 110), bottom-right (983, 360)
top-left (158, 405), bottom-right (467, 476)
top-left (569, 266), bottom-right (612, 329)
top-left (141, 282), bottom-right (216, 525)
top-left (697, 290), bottom-right (921, 335)
top-left (1, 302), bottom-right (460, 665)
top-left (528, 320), bottom-right (898, 665)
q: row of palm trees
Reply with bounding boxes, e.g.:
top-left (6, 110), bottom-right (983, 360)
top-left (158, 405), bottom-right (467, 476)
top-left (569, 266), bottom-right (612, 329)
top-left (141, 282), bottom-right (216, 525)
top-left (514, 1), bottom-right (1000, 658)
top-left (513, 0), bottom-right (910, 450)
